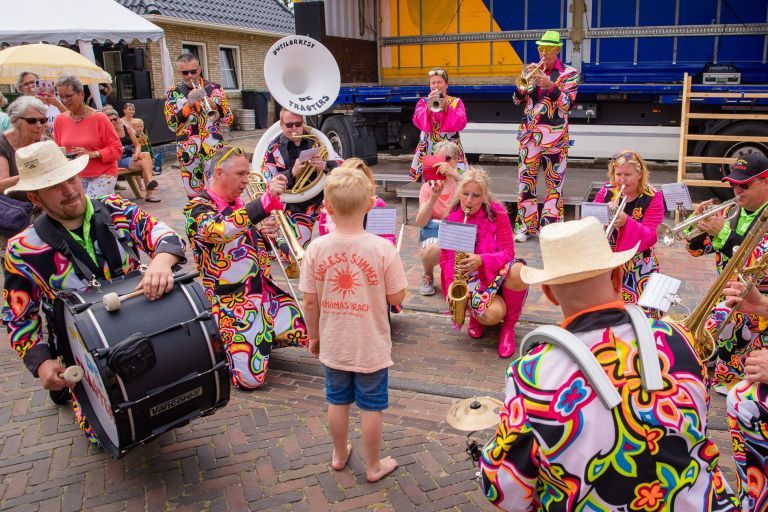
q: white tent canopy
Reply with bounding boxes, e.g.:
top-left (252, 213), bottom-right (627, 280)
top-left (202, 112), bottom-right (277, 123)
top-left (0, 0), bottom-right (174, 107)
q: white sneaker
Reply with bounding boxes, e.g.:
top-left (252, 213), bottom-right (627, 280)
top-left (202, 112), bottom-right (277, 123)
top-left (514, 232), bottom-right (528, 243)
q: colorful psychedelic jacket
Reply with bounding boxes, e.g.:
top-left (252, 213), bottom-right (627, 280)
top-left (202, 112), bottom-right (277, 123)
top-left (480, 305), bottom-right (739, 512)
top-left (2, 196), bottom-right (186, 376)
top-left (258, 133), bottom-right (343, 213)
top-left (183, 190), bottom-right (284, 304)
top-left (164, 79), bottom-right (234, 158)
top-left (513, 60), bottom-right (579, 149)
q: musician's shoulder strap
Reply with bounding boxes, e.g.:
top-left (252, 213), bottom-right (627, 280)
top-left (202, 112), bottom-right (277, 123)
top-left (625, 304), bottom-right (663, 392)
top-left (520, 325), bottom-right (622, 409)
top-left (32, 213), bottom-right (96, 283)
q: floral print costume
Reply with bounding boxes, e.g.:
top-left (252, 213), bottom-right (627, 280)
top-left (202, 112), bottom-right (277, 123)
top-left (480, 305), bottom-right (739, 511)
top-left (184, 190), bottom-right (307, 390)
top-left (727, 379), bottom-right (768, 511)
top-left (165, 80), bottom-right (233, 198)
top-left (409, 96), bottom-right (468, 181)
top-left (513, 60), bottom-right (579, 236)
top-left (687, 207), bottom-right (768, 391)
top-left (2, 196), bottom-right (186, 443)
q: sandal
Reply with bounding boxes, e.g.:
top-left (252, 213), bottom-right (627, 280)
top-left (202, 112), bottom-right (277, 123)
top-left (145, 196), bottom-right (161, 203)
top-left (146, 180), bottom-right (159, 191)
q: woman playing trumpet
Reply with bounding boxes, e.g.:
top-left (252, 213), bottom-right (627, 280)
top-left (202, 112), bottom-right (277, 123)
top-left (438, 168), bottom-right (527, 358)
top-left (409, 68), bottom-right (467, 181)
top-left (594, 150), bottom-right (664, 315)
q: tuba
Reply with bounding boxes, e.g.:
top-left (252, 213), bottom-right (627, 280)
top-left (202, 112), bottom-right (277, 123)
top-left (252, 35), bottom-right (341, 204)
top-left (664, 206), bottom-right (768, 361)
top-left (447, 208), bottom-right (472, 327)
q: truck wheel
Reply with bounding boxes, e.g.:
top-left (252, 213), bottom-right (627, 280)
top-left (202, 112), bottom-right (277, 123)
top-left (466, 153), bottom-right (480, 164)
top-left (702, 122), bottom-right (768, 200)
top-left (398, 124), bottom-right (420, 152)
top-left (322, 115), bottom-right (378, 165)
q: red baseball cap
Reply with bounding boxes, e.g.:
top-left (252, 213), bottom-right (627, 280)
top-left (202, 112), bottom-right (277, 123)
top-left (721, 154), bottom-right (768, 185)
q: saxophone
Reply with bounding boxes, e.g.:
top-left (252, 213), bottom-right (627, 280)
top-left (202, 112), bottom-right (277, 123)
top-left (447, 207), bottom-right (471, 327)
top-left (665, 206), bottom-right (768, 361)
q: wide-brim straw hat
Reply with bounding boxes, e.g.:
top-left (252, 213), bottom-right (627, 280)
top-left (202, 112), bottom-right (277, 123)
top-left (6, 140), bottom-right (88, 193)
top-left (520, 217), bottom-right (639, 286)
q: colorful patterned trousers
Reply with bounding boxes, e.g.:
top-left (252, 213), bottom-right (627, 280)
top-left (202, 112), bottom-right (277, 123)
top-left (728, 380), bottom-right (768, 511)
top-left (176, 139), bottom-right (218, 199)
top-left (709, 308), bottom-right (763, 390)
top-left (514, 140), bottom-right (568, 236)
top-left (213, 277), bottom-right (307, 390)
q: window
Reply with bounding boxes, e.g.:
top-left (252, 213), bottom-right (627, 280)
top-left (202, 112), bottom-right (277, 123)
top-left (181, 42), bottom-right (208, 77)
top-left (219, 46), bottom-right (240, 90)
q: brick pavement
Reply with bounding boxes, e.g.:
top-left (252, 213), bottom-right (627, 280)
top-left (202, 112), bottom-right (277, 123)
top-left (0, 154), bottom-right (737, 511)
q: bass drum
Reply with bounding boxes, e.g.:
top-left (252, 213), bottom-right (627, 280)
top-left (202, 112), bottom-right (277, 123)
top-left (54, 271), bottom-right (230, 458)
top-left (250, 122), bottom-right (339, 204)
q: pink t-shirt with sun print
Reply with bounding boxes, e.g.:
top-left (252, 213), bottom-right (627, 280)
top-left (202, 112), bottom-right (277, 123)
top-left (299, 232), bottom-right (407, 373)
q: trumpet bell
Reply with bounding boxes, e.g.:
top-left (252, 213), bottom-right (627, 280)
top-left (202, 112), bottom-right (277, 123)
top-left (514, 76), bottom-right (529, 89)
top-left (264, 35), bottom-right (340, 116)
top-left (656, 223), bottom-right (677, 247)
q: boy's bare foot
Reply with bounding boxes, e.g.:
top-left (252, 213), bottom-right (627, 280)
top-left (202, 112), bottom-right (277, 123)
top-left (331, 443), bottom-right (352, 471)
top-left (366, 456), bottom-right (398, 482)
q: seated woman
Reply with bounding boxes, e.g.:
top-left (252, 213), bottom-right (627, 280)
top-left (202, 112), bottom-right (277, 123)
top-left (438, 168), bottom-right (528, 358)
top-left (130, 118), bottom-right (162, 175)
top-left (317, 157), bottom-right (396, 246)
top-left (415, 140), bottom-right (461, 296)
top-left (103, 108), bottom-right (160, 203)
top-left (594, 149), bottom-right (664, 315)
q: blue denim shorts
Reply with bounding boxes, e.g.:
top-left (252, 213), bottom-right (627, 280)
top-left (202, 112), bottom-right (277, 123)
top-left (117, 156), bottom-right (132, 168)
top-left (325, 366), bottom-right (389, 411)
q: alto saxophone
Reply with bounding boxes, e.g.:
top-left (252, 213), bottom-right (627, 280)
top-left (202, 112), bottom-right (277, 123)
top-left (447, 207), bottom-right (471, 327)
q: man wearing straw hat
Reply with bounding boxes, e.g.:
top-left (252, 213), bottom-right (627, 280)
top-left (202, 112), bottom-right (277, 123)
top-left (513, 30), bottom-right (579, 243)
top-left (1, 140), bottom-right (185, 440)
top-left (480, 217), bottom-right (739, 511)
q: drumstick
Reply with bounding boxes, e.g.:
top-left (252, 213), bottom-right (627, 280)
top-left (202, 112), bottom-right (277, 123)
top-left (57, 365), bottom-right (84, 384)
top-left (102, 289), bottom-right (144, 312)
top-left (396, 224), bottom-right (405, 253)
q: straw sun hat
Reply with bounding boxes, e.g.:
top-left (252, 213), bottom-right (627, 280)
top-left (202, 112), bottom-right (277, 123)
top-left (520, 217), bottom-right (639, 286)
top-left (5, 140), bottom-right (88, 193)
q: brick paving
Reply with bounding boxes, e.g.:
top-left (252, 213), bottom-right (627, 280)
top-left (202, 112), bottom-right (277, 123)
top-left (0, 140), bottom-right (736, 511)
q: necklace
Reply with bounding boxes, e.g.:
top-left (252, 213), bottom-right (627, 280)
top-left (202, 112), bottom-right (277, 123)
top-left (70, 107), bottom-right (90, 123)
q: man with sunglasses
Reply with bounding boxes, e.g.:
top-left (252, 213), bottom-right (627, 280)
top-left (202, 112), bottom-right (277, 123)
top-left (259, 109), bottom-right (343, 274)
top-left (513, 30), bottom-right (579, 243)
top-left (687, 153), bottom-right (768, 395)
top-left (185, 145), bottom-right (308, 390)
top-left (165, 53), bottom-right (233, 199)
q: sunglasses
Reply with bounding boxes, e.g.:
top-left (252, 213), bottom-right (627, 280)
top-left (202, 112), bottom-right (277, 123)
top-left (444, 156), bottom-right (453, 162)
top-left (180, 69), bottom-right (199, 76)
top-left (109, 117), bottom-right (118, 122)
top-left (217, 146), bottom-right (245, 170)
top-left (21, 117), bottom-right (47, 125)
top-left (428, 69), bottom-right (447, 79)
top-left (731, 181), bottom-right (759, 191)
top-left (611, 151), bottom-right (639, 162)
top-left (283, 121), bottom-right (303, 129)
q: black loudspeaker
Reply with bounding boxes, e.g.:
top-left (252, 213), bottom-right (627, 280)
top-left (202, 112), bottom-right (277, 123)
top-left (124, 48), bottom-right (145, 71)
top-left (115, 71), bottom-right (151, 100)
top-left (294, 1), bottom-right (325, 40)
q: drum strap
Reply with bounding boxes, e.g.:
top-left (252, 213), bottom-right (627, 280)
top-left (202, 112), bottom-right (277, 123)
top-left (33, 202), bottom-right (138, 282)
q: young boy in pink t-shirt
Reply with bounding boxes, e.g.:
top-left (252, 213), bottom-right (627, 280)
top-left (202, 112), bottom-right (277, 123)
top-left (299, 168), bottom-right (407, 483)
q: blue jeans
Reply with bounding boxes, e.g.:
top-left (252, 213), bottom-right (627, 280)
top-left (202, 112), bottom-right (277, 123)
top-left (325, 366), bottom-right (389, 411)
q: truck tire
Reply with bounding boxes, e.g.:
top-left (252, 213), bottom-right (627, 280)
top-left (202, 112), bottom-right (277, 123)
top-left (702, 122), bottom-right (768, 200)
top-left (465, 153), bottom-right (480, 164)
top-left (322, 115), bottom-right (378, 165)
top-left (398, 124), bottom-right (420, 152)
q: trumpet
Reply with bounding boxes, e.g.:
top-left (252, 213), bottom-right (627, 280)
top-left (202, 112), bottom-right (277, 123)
top-left (656, 199), bottom-right (738, 247)
top-left (429, 90), bottom-right (443, 113)
top-left (246, 171), bottom-right (305, 288)
top-left (447, 207), bottom-right (472, 327)
top-left (192, 78), bottom-right (219, 121)
top-left (515, 58), bottom-right (545, 89)
top-left (605, 185), bottom-right (627, 236)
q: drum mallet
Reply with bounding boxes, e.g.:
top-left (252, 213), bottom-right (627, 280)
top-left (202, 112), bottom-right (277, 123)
top-left (58, 365), bottom-right (84, 384)
top-left (102, 289), bottom-right (144, 312)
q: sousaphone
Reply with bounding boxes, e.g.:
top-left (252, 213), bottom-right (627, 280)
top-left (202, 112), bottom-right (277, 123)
top-left (252, 35), bottom-right (341, 204)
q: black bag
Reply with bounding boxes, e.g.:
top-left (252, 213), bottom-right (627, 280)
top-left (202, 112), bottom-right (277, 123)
top-left (0, 194), bottom-right (33, 237)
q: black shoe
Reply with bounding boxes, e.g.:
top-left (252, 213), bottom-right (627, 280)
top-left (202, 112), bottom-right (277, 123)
top-left (152, 169), bottom-right (163, 176)
top-left (49, 387), bottom-right (72, 405)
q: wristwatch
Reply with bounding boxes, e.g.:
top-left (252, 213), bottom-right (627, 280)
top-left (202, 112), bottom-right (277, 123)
top-left (94, 151), bottom-right (101, 159)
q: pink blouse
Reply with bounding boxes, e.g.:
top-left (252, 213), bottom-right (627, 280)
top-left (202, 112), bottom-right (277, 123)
top-left (595, 184), bottom-right (664, 252)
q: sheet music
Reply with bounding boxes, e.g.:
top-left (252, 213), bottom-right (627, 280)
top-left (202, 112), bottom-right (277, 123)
top-left (297, 147), bottom-right (320, 163)
top-left (638, 273), bottom-right (682, 313)
top-left (366, 207), bottom-right (397, 236)
top-left (438, 221), bottom-right (477, 253)
top-left (661, 183), bottom-right (693, 212)
top-left (580, 202), bottom-right (611, 225)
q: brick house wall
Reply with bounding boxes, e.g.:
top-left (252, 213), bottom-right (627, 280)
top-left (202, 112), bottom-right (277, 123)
top-left (128, 23), bottom-right (283, 125)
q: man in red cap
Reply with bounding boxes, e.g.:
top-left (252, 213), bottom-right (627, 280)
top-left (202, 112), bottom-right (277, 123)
top-left (687, 153), bottom-right (768, 394)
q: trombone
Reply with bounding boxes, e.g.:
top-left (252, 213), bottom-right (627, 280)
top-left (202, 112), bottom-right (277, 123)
top-left (515, 58), bottom-right (545, 89)
top-left (605, 185), bottom-right (627, 236)
top-left (656, 199), bottom-right (738, 247)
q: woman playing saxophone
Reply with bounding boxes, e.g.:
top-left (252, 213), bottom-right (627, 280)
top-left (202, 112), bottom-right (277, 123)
top-left (438, 168), bottom-right (528, 358)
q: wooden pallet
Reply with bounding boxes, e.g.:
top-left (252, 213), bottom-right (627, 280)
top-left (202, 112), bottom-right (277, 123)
top-left (677, 72), bottom-right (768, 189)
